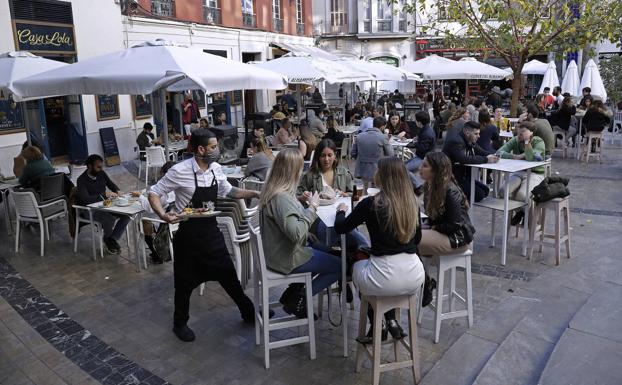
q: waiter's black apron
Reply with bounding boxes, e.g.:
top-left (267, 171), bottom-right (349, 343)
top-left (173, 169), bottom-right (234, 289)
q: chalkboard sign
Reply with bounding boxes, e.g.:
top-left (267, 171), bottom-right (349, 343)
top-left (132, 94), bottom-right (152, 119)
top-left (99, 127), bottom-right (120, 166)
top-left (96, 95), bottom-right (120, 121)
top-left (13, 20), bottom-right (76, 55)
top-left (231, 90), bottom-right (243, 105)
top-left (192, 90), bottom-right (206, 108)
top-left (0, 99), bottom-right (24, 133)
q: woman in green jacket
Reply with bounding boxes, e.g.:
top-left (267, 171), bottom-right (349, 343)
top-left (297, 139), bottom-right (369, 251)
top-left (260, 148), bottom-right (341, 318)
top-left (18, 146), bottom-right (55, 188)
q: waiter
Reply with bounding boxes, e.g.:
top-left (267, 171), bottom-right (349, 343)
top-left (149, 128), bottom-right (260, 342)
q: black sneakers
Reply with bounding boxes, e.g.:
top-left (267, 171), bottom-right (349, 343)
top-left (104, 238), bottom-right (121, 254)
top-left (173, 324), bottom-right (196, 342)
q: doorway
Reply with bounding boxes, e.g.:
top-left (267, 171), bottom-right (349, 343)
top-left (43, 97), bottom-right (69, 162)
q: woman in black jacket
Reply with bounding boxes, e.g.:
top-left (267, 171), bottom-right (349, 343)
top-left (582, 100), bottom-right (611, 134)
top-left (419, 152), bottom-right (475, 256)
top-left (549, 96), bottom-right (577, 134)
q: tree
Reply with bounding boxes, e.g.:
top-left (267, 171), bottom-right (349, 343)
top-left (599, 55), bottom-right (622, 108)
top-left (402, 0), bottom-right (622, 116)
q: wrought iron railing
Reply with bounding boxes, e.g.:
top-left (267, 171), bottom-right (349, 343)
top-left (296, 23), bottom-right (305, 35)
top-left (242, 12), bottom-right (256, 28)
top-left (273, 18), bottom-right (283, 32)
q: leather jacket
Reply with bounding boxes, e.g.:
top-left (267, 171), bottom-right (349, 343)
top-left (425, 182), bottom-right (475, 248)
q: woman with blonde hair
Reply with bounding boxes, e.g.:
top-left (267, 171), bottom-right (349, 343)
top-left (297, 124), bottom-right (317, 161)
top-left (335, 157), bottom-right (425, 343)
top-left (260, 149), bottom-right (341, 318)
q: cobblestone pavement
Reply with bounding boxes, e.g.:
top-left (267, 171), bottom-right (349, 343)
top-left (0, 141), bottom-right (620, 385)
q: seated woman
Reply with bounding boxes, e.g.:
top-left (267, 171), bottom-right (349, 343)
top-left (273, 118), bottom-right (296, 146)
top-left (297, 124), bottom-right (318, 161)
top-left (476, 110), bottom-right (500, 153)
top-left (322, 116), bottom-right (345, 148)
top-left (260, 149), bottom-right (341, 318)
top-left (335, 157), bottom-right (425, 343)
top-left (18, 146), bottom-right (55, 188)
top-left (298, 139), bottom-right (369, 251)
top-left (582, 100), bottom-right (611, 134)
top-left (244, 137), bottom-right (274, 181)
top-left (418, 152), bottom-right (474, 256)
top-left (386, 111), bottom-right (411, 138)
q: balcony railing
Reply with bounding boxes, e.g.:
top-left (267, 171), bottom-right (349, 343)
top-left (329, 24), bottom-right (348, 34)
top-left (399, 20), bottom-right (407, 32)
top-left (203, 6), bottom-right (221, 24)
top-left (242, 12), bottom-right (256, 28)
top-left (377, 20), bottom-right (392, 32)
top-left (363, 20), bottom-right (371, 32)
top-left (296, 23), bottom-right (305, 35)
top-left (273, 18), bottom-right (283, 32)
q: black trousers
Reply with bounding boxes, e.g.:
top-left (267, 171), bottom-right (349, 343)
top-left (459, 178), bottom-right (489, 203)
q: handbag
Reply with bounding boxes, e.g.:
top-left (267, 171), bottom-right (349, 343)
top-left (153, 223), bottom-right (172, 262)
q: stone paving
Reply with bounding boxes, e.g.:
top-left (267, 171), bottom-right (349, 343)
top-left (0, 141), bottom-right (621, 385)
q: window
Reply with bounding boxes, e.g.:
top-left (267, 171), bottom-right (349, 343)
top-left (377, 0), bottom-right (392, 20)
top-left (295, 0), bottom-right (303, 24)
top-left (330, 0), bottom-right (347, 27)
top-left (242, 0), bottom-right (255, 27)
top-left (272, 0), bottom-right (280, 19)
top-left (206, 0), bottom-right (217, 7)
top-left (151, 0), bottom-right (174, 17)
top-left (363, 0), bottom-right (371, 19)
top-left (241, 0), bottom-right (253, 13)
top-left (369, 56), bottom-right (399, 67)
top-left (204, 0), bottom-right (220, 23)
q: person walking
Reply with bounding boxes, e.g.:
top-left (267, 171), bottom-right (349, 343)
top-left (351, 116), bottom-right (394, 190)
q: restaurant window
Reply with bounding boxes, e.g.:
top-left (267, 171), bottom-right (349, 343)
top-left (151, 0), bottom-right (174, 17)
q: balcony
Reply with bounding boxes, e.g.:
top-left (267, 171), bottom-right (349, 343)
top-left (242, 12), bottom-right (256, 28)
top-left (363, 21), bottom-right (371, 32)
top-left (296, 23), bottom-right (305, 36)
top-left (273, 18), bottom-right (283, 32)
top-left (399, 20), bottom-right (407, 32)
top-left (377, 20), bottom-right (392, 32)
top-left (203, 6), bottom-right (221, 24)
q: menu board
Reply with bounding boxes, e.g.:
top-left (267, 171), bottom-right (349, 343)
top-left (0, 99), bottom-right (24, 133)
top-left (96, 95), bottom-right (120, 121)
top-left (132, 94), bottom-right (152, 119)
top-left (99, 127), bottom-right (120, 166)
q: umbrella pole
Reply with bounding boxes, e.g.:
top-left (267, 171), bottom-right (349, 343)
top-left (159, 89), bottom-right (169, 159)
top-left (296, 84), bottom-right (302, 120)
top-left (23, 102), bottom-right (32, 146)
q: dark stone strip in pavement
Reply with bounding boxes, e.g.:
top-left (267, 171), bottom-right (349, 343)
top-left (570, 208), bottom-right (622, 217)
top-left (0, 257), bottom-right (170, 385)
top-left (471, 263), bottom-right (537, 282)
top-left (562, 174), bottom-right (621, 182)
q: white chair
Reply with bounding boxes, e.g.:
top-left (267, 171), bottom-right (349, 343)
top-left (250, 218), bottom-right (315, 369)
top-left (418, 249), bottom-right (474, 344)
top-left (137, 150), bottom-right (146, 181)
top-left (610, 111), bottom-right (622, 144)
top-left (12, 189), bottom-right (67, 257)
top-left (145, 146), bottom-right (174, 185)
top-left (304, 150), bottom-right (315, 170)
top-left (73, 205), bottom-right (133, 261)
top-left (581, 131), bottom-right (603, 163)
top-left (339, 137), bottom-right (351, 166)
top-left (552, 126), bottom-right (568, 159)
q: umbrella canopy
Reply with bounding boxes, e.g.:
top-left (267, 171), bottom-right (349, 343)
top-left (335, 59), bottom-right (422, 82)
top-left (580, 59), bottom-right (607, 101)
top-left (538, 61), bottom-right (560, 94)
top-left (400, 54), bottom-right (456, 75)
top-left (250, 53), bottom-right (372, 84)
top-left (0, 51), bottom-right (67, 101)
top-left (12, 40), bottom-right (287, 98)
top-left (423, 57), bottom-right (510, 80)
top-left (522, 59), bottom-right (549, 75)
top-left (561, 60), bottom-right (581, 98)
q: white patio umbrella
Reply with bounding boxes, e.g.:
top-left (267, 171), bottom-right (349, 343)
top-left (335, 59), bottom-right (422, 82)
top-left (423, 57), bottom-right (510, 80)
top-left (580, 59), bottom-right (607, 101)
top-left (561, 60), bottom-right (581, 98)
top-left (522, 59), bottom-right (549, 75)
top-left (13, 40), bottom-right (287, 156)
top-left (400, 54), bottom-right (455, 75)
top-left (538, 61), bottom-right (560, 94)
top-left (0, 51), bottom-right (68, 145)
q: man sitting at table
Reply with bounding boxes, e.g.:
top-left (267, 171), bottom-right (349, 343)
top-left (76, 154), bottom-right (130, 255)
top-left (136, 122), bottom-right (155, 160)
top-left (497, 122), bottom-right (546, 225)
top-left (405, 111), bottom-right (436, 189)
top-left (524, 103), bottom-right (555, 157)
top-left (443, 121), bottom-right (499, 203)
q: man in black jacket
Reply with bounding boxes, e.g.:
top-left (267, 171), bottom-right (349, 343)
top-left (76, 154), bottom-right (130, 254)
top-left (442, 121), bottom-right (499, 202)
top-left (406, 111), bottom-right (436, 188)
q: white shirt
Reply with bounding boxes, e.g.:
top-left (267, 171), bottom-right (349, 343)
top-left (139, 191), bottom-right (175, 218)
top-left (148, 158), bottom-right (232, 213)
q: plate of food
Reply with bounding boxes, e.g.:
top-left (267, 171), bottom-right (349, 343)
top-left (319, 187), bottom-right (337, 206)
top-left (177, 208), bottom-right (221, 219)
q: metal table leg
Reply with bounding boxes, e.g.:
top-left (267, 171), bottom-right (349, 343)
top-left (501, 173), bottom-right (511, 266)
top-left (341, 233), bottom-right (348, 357)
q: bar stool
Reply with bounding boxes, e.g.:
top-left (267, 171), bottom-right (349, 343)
top-left (581, 131), bottom-right (603, 163)
top-left (418, 249), bottom-right (474, 344)
top-left (529, 196), bottom-right (571, 265)
top-left (356, 294), bottom-right (421, 385)
top-left (552, 127), bottom-right (568, 159)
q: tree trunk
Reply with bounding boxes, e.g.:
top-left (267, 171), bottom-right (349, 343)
top-left (510, 73), bottom-right (523, 117)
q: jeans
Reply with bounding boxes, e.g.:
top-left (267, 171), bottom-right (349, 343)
top-left (291, 248), bottom-right (342, 295)
top-left (459, 179), bottom-right (489, 203)
top-left (90, 212), bottom-right (131, 241)
top-left (405, 156), bottom-right (424, 188)
top-left (314, 221), bottom-right (369, 251)
top-left (499, 172), bottom-right (545, 202)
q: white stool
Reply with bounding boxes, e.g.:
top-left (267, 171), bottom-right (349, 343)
top-left (356, 294), bottom-right (421, 385)
top-left (529, 197), bottom-right (571, 265)
top-left (552, 127), bottom-right (568, 159)
top-left (581, 132), bottom-right (603, 163)
top-left (419, 249), bottom-right (474, 344)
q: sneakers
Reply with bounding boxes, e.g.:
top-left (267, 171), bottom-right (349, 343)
top-left (104, 238), bottom-right (121, 254)
top-left (172, 324), bottom-right (196, 342)
top-left (356, 324), bottom-right (388, 345)
top-left (283, 293), bottom-right (318, 320)
top-left (511, 209), bottom-right (525, 226)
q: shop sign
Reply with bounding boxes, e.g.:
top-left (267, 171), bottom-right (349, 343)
top-left (13, 20), bottom-right (76, 55)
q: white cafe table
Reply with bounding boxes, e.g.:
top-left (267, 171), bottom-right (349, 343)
top-left (339, 126), bottom-right (358, 136)
top-left (0, 179), bottom-right (20, 235)
top-left (468, 159), bottom-right (549, 266)
top-left (168, 140), bottom-right (188, 153)
top-left (87, 200), bottom-right (147, 272)
top-left (316, 196), bottom-right (351, 357)
top-left (389, 138), bottom-right (414, 160)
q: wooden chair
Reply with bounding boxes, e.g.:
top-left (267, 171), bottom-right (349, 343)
top-left (529, 197), bottom-right (571, 265)
top-left (581, 131), bottom-right (603, 163)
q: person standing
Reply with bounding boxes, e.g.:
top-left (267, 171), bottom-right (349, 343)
top-left (148, 129), bottom-right (260, 342)
top-left (307, 110), bottom-right (326, 139)
top-left (76, 154), bottom-right (130, 254)
top-left (351, 116), bottom-right (394, 189)
top-left (182, 93), bottom-right (199, 135)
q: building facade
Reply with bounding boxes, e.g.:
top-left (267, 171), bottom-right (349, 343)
top-left (0, 0), bottom-right (313, 176)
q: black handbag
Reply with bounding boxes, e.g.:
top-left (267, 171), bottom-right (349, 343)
top-left (153, 223), bottom-right (172, 262)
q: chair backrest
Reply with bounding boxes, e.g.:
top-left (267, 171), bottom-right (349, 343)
top-left (217, 217), bottom-right (238, 256)
top-left (11, 189), bottom-right (41, 219)
top-left (146, 146), bottom-right (166, 165)
top-left (242, 177), bottom-right (265, 193)
top-left (340, 137), bottom-right (350, 158)
top-left (39, 173), bottom-right (65, 202)
top-left (428, 108), bottom-right (435, 123)
top-left (614, 111), bottom-right (622, 123)
top-left (249, 223), bottom-right (268, 282)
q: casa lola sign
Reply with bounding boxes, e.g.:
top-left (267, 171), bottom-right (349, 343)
top-left (12, 20), bottom-right (76, 55)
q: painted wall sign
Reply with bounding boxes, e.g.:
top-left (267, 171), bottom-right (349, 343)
top-left (132, 94), bottom-right (152, 119)
top-left (0, 98), bottom-right (25, 133)
top-left (12, 20), bottom-right (76, 55)
top-left (95, 95), bottom-right (120, 121)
